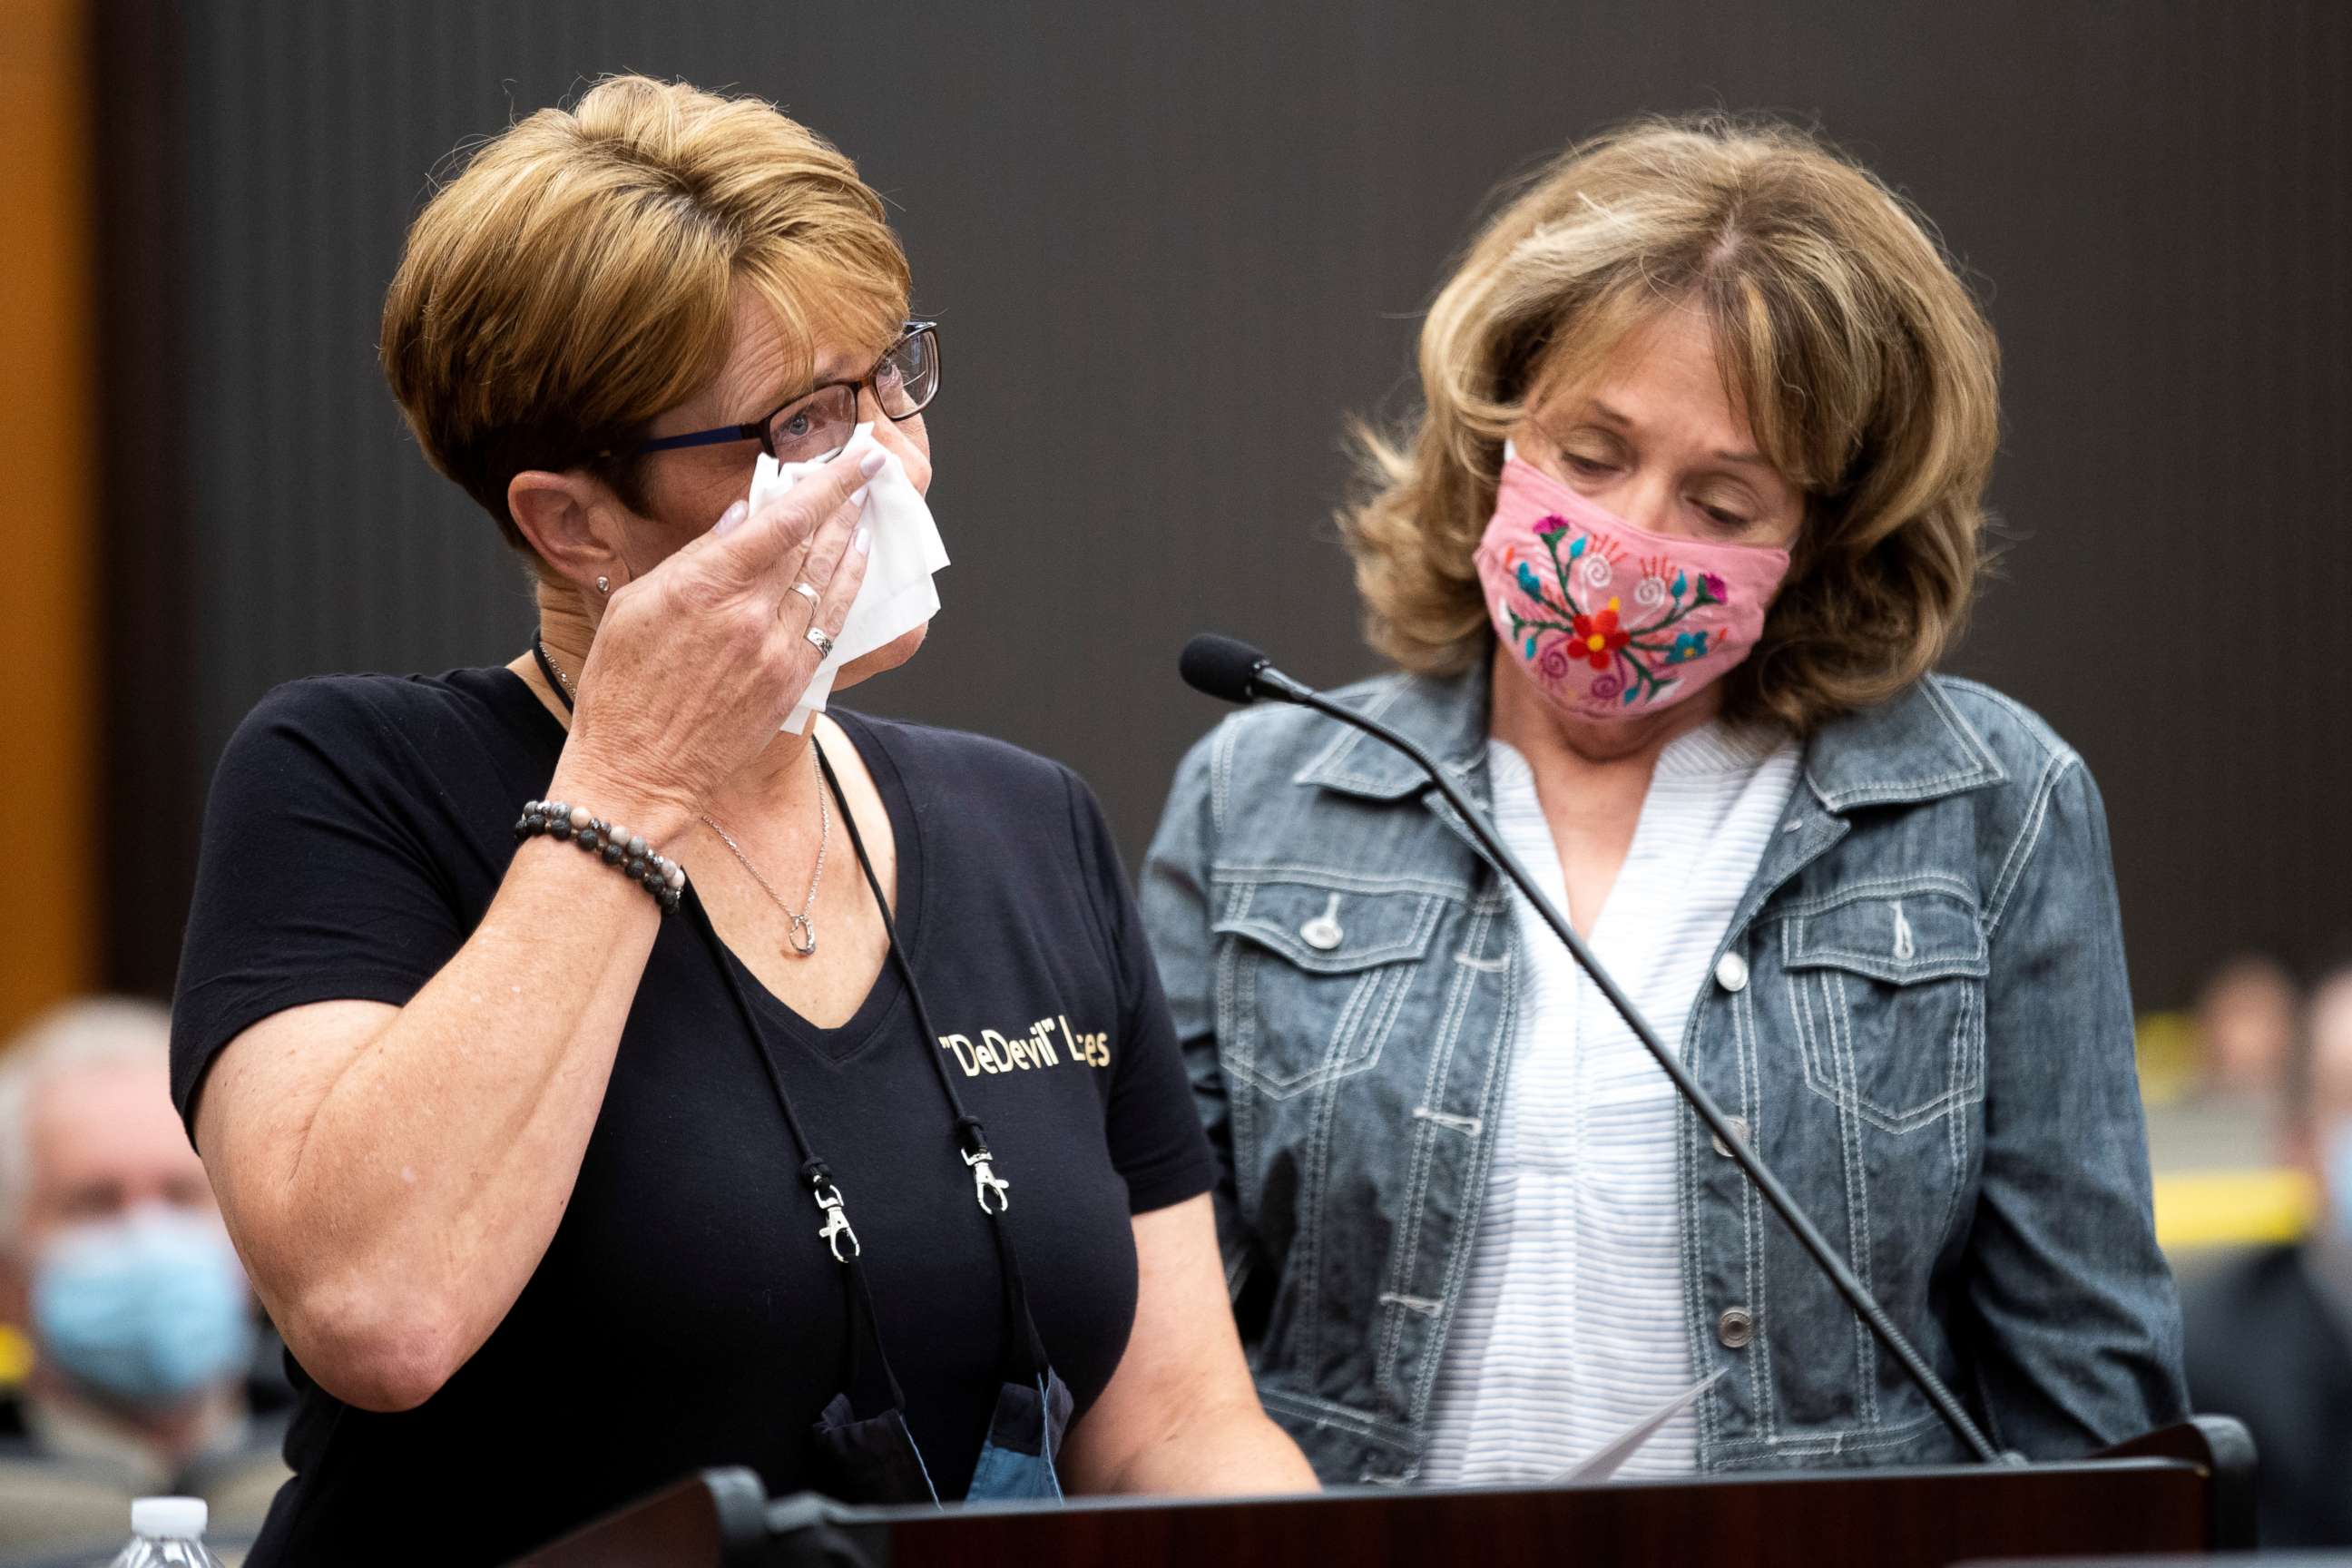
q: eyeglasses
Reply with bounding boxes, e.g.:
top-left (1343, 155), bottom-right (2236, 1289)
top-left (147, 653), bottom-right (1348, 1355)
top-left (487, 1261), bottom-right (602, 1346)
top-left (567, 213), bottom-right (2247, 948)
top-left (619, 319), bottom-right (940, 466)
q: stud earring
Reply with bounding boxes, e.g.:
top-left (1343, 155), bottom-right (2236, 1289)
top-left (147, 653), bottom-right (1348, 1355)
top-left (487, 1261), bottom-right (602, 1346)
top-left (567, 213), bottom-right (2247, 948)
top-left (595, 575), bottom-right (611, 595)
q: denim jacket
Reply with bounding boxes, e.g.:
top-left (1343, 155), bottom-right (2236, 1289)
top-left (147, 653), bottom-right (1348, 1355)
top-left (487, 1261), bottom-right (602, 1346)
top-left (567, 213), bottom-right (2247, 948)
top-left (1139, 666), bottom-right (2186, 1484)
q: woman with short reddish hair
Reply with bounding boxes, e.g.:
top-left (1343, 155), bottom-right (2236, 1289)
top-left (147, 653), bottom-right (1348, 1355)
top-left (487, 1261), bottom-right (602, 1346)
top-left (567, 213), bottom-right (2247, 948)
top-left (172, 75), bottom-right (1309, 1564)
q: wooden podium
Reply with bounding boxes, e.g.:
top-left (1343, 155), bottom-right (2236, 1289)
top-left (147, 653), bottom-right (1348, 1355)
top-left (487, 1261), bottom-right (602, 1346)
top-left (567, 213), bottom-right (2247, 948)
top-left (516, 1418), bottom-right (2255, 1568)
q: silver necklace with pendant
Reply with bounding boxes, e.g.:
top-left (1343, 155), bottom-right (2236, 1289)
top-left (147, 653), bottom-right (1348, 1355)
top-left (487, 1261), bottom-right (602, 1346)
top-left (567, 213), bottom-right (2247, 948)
top-left (534, 642), bottom-right (828, 957)
top-left (701, 750), bottom-right (828, 957)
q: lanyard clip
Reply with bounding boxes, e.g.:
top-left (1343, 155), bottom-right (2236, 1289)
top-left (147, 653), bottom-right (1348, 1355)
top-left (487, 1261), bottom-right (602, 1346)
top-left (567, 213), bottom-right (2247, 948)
top-left (964, 1147), bottom-right (1011, 1214)
top-left (813, 1181), bottom-right (860, 1261)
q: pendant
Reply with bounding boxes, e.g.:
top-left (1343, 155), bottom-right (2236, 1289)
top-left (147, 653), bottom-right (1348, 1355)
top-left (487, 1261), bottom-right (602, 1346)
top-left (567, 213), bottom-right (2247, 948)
top-left (788, 913), bottom-right (818, 957)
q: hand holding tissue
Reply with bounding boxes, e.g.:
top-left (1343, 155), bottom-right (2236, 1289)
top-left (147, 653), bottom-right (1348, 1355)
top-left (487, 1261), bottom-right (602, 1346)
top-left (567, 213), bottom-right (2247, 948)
top-left (749, 423), bottom-right (947, 732)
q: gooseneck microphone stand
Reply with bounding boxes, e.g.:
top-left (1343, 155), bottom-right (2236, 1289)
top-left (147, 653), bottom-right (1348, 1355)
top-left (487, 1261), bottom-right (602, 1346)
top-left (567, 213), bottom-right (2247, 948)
top-left (1179, 634), bottom-right (2004, 1465)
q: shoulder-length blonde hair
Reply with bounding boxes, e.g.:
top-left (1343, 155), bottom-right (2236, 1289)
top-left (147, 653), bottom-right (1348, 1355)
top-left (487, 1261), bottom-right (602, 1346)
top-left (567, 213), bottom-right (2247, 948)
top-left (1345, 115), bottom-right (2000, 733)
top-left (381, 75), bottom-right (910, 552)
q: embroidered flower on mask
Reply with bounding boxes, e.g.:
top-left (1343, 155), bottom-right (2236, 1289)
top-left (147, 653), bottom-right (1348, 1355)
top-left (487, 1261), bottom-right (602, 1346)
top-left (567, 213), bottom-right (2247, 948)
top-left (1480, 456), bottom-right (1790, 720)
top-left (1569, 598), bottom-right (1630, 671)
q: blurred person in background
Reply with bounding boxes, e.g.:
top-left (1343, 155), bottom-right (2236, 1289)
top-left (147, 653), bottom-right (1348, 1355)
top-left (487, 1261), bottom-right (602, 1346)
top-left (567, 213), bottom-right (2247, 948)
top-left (2144, 949), bottom-right (2286, 1184)
top-left (1143, 117), bottom-right (2185, 1485)
top-left (2196, 953), bottom-right (2298, 1101)
top-left (2181, 963), bottom-right (2352, 1546)
top-left (171, 75), bottom-right (1308, 1567)
top-left (0, 1000), bottom-right (286, 1552)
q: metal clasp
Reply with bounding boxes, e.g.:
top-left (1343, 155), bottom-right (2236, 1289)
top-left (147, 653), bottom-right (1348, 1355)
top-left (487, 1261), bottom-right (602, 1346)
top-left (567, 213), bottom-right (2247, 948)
top-left (965, 1147), bottom-right (1011, 1214)
top-left (813, 1181), bottom-right (860, 1261)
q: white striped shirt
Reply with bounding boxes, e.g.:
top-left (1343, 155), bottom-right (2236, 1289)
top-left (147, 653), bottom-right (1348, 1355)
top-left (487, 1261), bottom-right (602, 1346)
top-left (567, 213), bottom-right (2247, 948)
top-left (1420, 722), bottom-right (1799, 1484)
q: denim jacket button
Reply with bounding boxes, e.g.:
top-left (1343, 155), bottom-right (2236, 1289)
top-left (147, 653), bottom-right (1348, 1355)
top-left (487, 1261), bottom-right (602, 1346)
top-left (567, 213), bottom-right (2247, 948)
top-left (1300, 894), bottom-right (1345, 951)
top-left (1711, 1115), bottom-right (1749, 1158)
top-left (1718, 1307), bottom-right (1755, 1348)
top-left (1713, 951), bottom-right (1749, 992)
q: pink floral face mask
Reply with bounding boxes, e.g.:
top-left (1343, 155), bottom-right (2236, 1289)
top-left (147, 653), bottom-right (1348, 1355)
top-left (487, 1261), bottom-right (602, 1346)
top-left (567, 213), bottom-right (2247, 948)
top-left (1474, 446), bottom-right (1791, 722)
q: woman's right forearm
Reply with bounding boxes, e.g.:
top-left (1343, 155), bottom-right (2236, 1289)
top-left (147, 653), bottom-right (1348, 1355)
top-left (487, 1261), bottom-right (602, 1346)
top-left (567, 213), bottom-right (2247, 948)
top-left (205, 456), bottom-right (877, 1410)
top-left (206, 780), bottom-right (696, 1410)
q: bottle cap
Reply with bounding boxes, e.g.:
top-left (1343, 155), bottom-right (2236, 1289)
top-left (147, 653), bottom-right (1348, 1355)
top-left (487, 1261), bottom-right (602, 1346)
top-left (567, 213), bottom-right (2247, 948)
top-left (132, 1497), bottom-right (208, 1539)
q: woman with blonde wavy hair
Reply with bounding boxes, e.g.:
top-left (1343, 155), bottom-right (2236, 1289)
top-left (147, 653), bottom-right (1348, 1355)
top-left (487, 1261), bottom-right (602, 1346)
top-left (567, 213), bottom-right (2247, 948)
top-left (1141, 116), bottom-right (2184, 1485)
top-left (169, 76), bottom-right (1309, 1564)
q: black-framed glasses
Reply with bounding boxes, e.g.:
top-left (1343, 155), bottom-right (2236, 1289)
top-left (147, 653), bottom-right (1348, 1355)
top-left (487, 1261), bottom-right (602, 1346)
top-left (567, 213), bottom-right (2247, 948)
top-left (621, 319), bottom-right (940, 466)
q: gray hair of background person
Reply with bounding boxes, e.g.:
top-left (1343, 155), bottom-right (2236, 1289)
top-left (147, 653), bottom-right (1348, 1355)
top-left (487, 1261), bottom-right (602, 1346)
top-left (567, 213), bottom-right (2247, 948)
top-left (0, 998), bottom-right (178, 1250)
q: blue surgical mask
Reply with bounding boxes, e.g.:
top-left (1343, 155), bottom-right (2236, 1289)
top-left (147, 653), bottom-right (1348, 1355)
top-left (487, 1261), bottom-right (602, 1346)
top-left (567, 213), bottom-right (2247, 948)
top-left (963, 1372), bottom-right (1071, 1501)
top-left (2326, 1121), bottom-right (2352, 1246)
top-left (31, 1207), bottom-right (254, 1408)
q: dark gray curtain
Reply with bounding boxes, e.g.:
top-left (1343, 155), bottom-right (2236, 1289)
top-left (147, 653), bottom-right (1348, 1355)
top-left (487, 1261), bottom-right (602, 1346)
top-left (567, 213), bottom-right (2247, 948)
top-left (104, 1), bottom-right (2352, 1006)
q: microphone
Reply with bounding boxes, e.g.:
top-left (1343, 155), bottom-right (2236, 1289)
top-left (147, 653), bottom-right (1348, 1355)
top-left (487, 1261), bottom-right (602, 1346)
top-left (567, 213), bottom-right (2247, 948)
top-left (1178, 633), bottom-right (2004, 1465)
top-left (1177, 633), bottom-right (1312, 705)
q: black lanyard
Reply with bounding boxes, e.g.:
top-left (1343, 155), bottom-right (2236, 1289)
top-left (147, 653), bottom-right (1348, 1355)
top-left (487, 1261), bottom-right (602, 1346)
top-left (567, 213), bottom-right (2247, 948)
top-left (527, 639), bottom-right (1051, 1393)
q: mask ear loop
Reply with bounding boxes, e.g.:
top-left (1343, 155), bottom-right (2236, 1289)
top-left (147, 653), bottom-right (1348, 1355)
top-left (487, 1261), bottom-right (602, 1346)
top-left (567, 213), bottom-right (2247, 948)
top-left (814, 737), bottom-right (1055, 1387)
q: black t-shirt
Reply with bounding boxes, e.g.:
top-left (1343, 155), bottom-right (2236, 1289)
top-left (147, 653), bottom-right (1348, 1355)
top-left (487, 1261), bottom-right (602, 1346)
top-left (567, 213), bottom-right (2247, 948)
top-left (170, 668), bottom-right (1213, 1565)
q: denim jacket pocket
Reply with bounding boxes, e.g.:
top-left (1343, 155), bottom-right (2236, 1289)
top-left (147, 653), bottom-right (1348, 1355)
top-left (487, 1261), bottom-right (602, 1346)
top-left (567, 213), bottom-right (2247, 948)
top-left (1779, 886), bottom-right (1989, 1134)
top-left (1211, 874), bottom-right (1447, 1100)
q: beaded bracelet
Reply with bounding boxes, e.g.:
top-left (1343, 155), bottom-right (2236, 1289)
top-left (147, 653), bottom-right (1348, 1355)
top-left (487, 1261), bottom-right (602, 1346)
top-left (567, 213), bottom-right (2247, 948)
top-left (514, 799), bottom-right (687, 915)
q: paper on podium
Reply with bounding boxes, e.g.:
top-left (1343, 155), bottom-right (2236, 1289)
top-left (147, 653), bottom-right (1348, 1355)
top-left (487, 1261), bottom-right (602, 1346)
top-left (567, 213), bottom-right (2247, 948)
top-left (1547, 1369), bottom-right (1726, 1485)
top-left (748, 422), bottom-right (947, 733)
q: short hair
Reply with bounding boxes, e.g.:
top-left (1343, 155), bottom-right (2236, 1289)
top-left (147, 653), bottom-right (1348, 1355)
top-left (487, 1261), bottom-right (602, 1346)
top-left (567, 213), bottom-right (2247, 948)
top-left (1343, 115), bottom-right (2001, 734)
top-left (0, 998), bottom-right (174, 1252)
top-left (380, 74), bottom-right (912, 552)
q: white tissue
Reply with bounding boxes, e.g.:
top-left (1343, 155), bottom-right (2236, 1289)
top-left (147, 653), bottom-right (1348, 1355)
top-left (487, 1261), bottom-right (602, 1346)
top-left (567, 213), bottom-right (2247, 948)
top-left (747, 422), bottom-right (947, 733)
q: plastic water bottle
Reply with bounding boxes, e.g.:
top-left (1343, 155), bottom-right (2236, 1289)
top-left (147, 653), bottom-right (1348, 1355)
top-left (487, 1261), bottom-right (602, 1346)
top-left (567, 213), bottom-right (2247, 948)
top-left (110, 1497), bottom-right (227, 1567)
